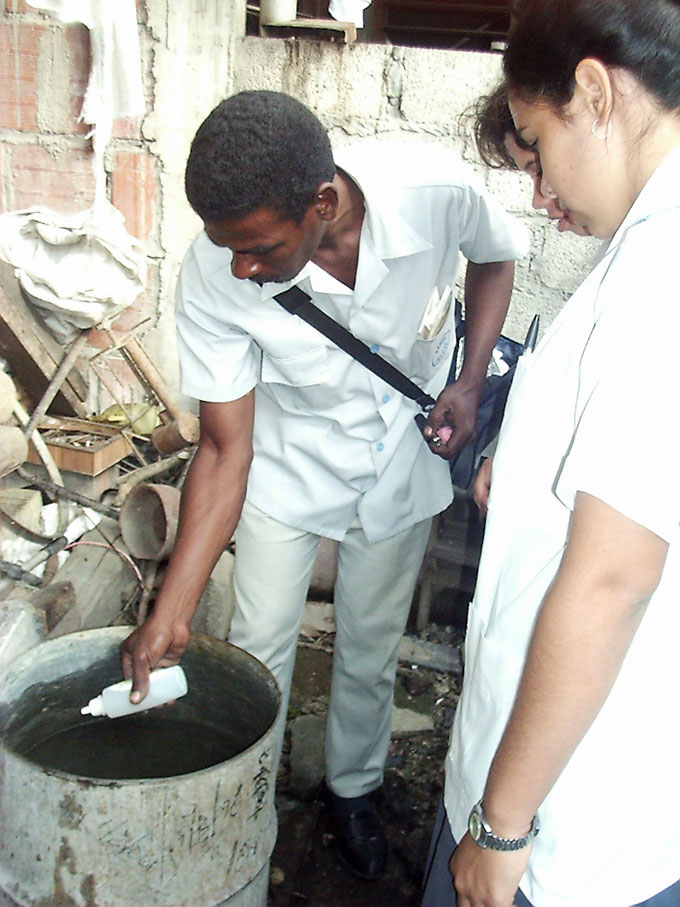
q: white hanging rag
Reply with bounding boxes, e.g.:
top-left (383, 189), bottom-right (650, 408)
top-left (329, 0), bottom-right (372, 27)
top-left (0, 204), bottom-right (147, 342)
top-left (25, 0), bottom-right (144, 206)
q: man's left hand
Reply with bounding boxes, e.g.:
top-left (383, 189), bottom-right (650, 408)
top-left (449, 833), bottom-right (531, 907)
top-left (423, 381), bottom-right (481, 458)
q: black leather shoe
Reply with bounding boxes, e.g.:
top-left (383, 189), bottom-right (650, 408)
top-left (327, 789), bottom-right (387, 881)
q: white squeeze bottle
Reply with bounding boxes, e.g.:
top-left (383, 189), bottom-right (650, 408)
top-left (80, 665), bottom-right (188, 718)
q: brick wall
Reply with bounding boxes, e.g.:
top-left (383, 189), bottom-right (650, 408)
top-left (1, 0), bottom-right (160, 406)
top-left (1, 0), bottom-right (154, 223)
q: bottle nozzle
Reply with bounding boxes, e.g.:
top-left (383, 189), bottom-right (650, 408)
top-left (80, 696), bottom-right (103, 717)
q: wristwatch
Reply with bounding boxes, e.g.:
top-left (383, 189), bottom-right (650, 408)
top-left (468, 799), bottom-right (539, 851)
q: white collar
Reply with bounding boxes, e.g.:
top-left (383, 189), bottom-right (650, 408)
top-left (607, 145), bottom-right (680, 254)
top-left (257, 147), bottom-right (433, 302)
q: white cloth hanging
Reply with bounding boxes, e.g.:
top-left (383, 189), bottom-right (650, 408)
top-left (26, 0), bottom-right (144, 206)
top-left (329, 0), bottom-right (371, 27)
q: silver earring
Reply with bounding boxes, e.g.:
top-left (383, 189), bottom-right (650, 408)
top-left (591, 117), bottom-right (611, 140)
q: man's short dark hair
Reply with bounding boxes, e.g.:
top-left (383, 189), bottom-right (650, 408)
top-left (185, 91), bottom-right (336, 224)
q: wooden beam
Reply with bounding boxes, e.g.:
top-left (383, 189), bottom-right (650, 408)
top-left (259, 17), bottom-right (357, 42)
top-left (0, 261), bottom-right (88, 417)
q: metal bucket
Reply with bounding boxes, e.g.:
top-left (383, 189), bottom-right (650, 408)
top-left (0, 627), bottom-right (280, 906)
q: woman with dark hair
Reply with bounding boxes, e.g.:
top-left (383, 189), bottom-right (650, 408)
top-left (470, 82), bottom-right (596, 516)
top-left (423, 1), bottom-right (680, 905)
top-left (471, 82), bottom-right (591, 237)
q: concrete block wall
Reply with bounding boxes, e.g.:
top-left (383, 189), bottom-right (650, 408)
top-left (1, 0), bottom-right (596, 404)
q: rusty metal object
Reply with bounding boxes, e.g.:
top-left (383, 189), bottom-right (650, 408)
top-left (151, 411), bottom-right (200, 453)
top-left (119, 482), bottom-right (181, 561)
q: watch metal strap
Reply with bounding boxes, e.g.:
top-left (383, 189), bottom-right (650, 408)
top-left (469, 799), bottom-right (539, 852)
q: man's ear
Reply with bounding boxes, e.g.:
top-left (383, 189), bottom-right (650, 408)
top-left (314, 183), bottom-right (338, 221)
top-left (574, 57), bottom-right (614, 125)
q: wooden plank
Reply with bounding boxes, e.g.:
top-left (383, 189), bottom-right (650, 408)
top-left (31, 581), bottom-right (76, 633)
top-left (0, 260), bottom-right (88, 416)
top-left (38, 415), bottom-right (129, 437)
top-left (259, 18), bottom-right (357, 42)
top-left (47, 519), bottom-right (139, 638)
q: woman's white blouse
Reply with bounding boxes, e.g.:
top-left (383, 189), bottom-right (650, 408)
top-left (445, 147), bottom-right (680, 906)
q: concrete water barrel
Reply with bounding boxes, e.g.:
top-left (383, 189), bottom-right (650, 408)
top-left (0, 627), bottom-right (280, 907)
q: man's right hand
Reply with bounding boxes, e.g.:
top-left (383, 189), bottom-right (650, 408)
top-left (120, 616), bottom-right (191, 704)
top-left (119, 395), bottom-right (254, 706)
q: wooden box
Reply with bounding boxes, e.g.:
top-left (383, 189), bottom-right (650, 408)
top-left (27, 421), bottom-right (133, 476)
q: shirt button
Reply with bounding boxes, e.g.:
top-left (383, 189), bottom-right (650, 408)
top-left (382, 394), bottom-right (390, 404)
top-left (370, 343), bottom-right (379, 353)
top-left (377, 442), bottom-right (384, 452)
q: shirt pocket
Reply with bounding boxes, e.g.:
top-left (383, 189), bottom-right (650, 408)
top-left (409, 323), bottom-right (454, 384)
top-left (260, 345), bottom-right (330, 387)
top-left (260, 344), bottom-right (337, 413)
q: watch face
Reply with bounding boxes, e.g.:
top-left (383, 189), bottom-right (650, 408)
top-left (469, 811), bottom-right (482, 841)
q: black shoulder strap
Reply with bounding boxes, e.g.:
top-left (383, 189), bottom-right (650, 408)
top-left (274, 285), bottom-right (436, 410)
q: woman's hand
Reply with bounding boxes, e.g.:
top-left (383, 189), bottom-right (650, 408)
top-left (450, 833), bottom-right (532, 907)
top-left (473, 456), bottom-right (493, 515)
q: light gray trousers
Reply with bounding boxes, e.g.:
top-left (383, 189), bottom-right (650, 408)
top-left (230, 499), bottom-right (432, 798)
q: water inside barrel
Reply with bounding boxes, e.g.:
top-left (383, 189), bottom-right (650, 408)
top-left (15, 712), bottom-right (246, 780)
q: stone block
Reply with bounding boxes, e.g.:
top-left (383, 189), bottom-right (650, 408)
top-left (391, 706), bottom-right (434, 735)
top-left (0, 487), bottom-right (43, 547)
top-left (6, 143), bottom-right (96, 214)
top-left (537, 227), bottom-right (600, 293)
top-left (111, 150), bottom-right (158, 241)
top-left (289, 713), bottom-right (326, 797)
top-left (0, 599), bottom-right (45, 673)
top-left (191, 549), bottom-right (237, 640)
top-left (400, 48), bottom-right (502, 129)
top-left (0, 22), bottom-right (44, 132)
top-left (233, 38), bottom-right (387, 130)
top-left (299, 601), bottom-right (335, 638)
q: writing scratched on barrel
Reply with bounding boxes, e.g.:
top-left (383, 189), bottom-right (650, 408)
top-left (250, 748), bottom-right (271, 820)
top-left (93, 747), bottom-right (273, 887)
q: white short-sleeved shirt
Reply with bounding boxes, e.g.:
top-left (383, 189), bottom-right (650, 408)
top-left (176, 141), bottom-right (529, 542)
top-left (445, 148), bottom-right (680, 905)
